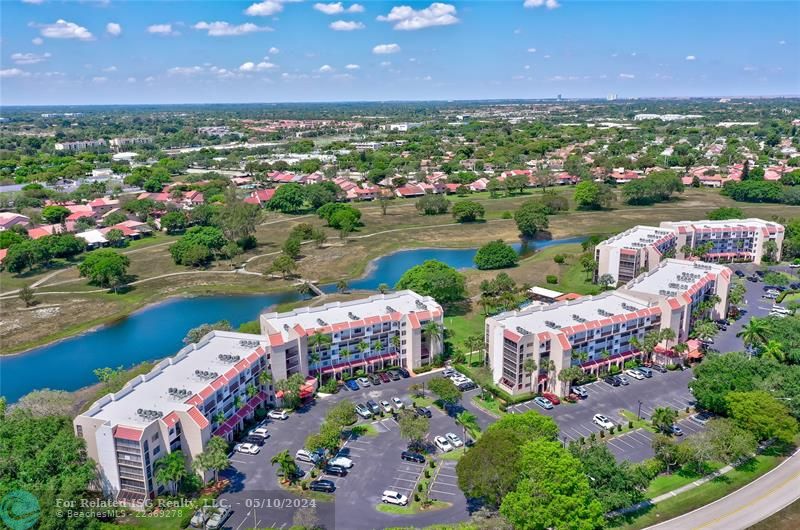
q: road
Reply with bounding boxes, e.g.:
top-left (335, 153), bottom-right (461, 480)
top-left (647, 450), bottom-right (800, 530)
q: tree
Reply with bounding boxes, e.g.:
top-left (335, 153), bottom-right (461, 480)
top-left (762, 339), bottom-right (787, 363)
top-left (395, 259), bottom-right (467, 306)
top-left (305, 421), bottom-right (343, 454)
top-left (307, 331), bottom-right (332, 384)
top-left (416, 194), bottom-right (451, 215)
top-left (78, 249), bottom-right (129, 290)
top-left (474, 240), bottom-right (519, 270)
top-left (598, 273), bottom-right (615, 290)
top-left (455, 410), bottom-right (480, 441)
top-left (737, 319), bottom-right (768, 351)
top-left (574, 181), bottom-right (613, 210)
top-left (19, 285), bottom-right (35, 307)
top-left (105, 228), bottom-right (125, 247)
top-left (154, 450), bottom-right (187, 496)
top-left (218, 188), bottom-right (260, 242)
top-left (160, 211), bottom-right (188, 234)
top-left (15, 389), bottom-right (73, 417)
top-left (282, 236), bottom-right (302, 259)
top-left (41, 205), bottom-right (71, 224)
top-left (397, 408), bottom-right (430, 450)
top-left (274, 372), bottom-right (306, 410)
top-left (377, 283), bottom-right (390, 294)
top-left (652, 433), bottom-right (684, 474)
top-left (336, 279), bottom-right (348, 293)
top-left (170, 226), bottom-right (226, 266)
top-left (500, 440), bottom-right (605, 530)
top-left (514, 200), bottom-right (549, 238)
top-left (194, 436), bottom-right (230, 483)
top-left (271, 449), bottom-right (300, 484)
top-left (651, 407), bottom-right (678, 434)
top-left (269, 255), bottom-right (297, 278)
top-left (0, 229), bottom-right (28, 249)
top-left (707, 206), bottom-right (744, 220)
top-left (311, 228), bottom-right (327, 248)
top-left (452, 200), bottom-right (485, 223)
top-left (184, 320), bottom-right (232, 344)
top-left (326, 401), bottom-right (357, 429)
top-left (268, 183), bottom-right (306, 213)
top-left (557, 367), bottom-right (584, 394)
top-left (579, 254), bottom-right (597, 280)
top-left (569, 442), bottom-right (649, 512)
top-left (703, 418), bottom-right (757, 465)
top-left (726, 390), bottom-right (798, 443)
top-left (427, 377), bottom-right (461, 407)
top-left (422, 320), bottom-right (444, 359)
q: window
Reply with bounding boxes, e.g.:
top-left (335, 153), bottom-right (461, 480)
top-left (151, 433), bottom-right (159, 442)
top-left (152, 446), bottom-right (161, 456)
top-left (75, 425), bottom-right (83, 437)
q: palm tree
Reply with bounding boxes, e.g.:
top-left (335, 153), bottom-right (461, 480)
top-left (296, 282), bottom-right (311, 299)
top-left (762, 340), bottom-right (786, 363)
top-left (154, 451), bottom-right (187, 496)
top-left (258, 370), bottom-right (272, 391)
top-left (307, 331), bottom-right (332, 384)
top-left (271, 449), bottom-right (299, 484)
top-left (340, 349), bottom-right (353, 377)
top-left (455, 411), bottom-right (479, 443)
top-left (372, 340), bottom-right (384, 370)
top-left (660, 328), bottom-right (676, 352)
top-left (246, 383), bottom-right (257, 399)
top-left (546, 359), bottom-right (556, 392)
top-left (194, 436), bottom-right (230, 483)
top-left (598, 349), bottom-right (610, 374)
top-left (357, 340), bottom-right (370, 371)
top-left (651, 407), bottom-right (678, 434)
top-left (213, 411), bottom-right (225, 427)
top-left (672, 342), bottom-right (688, 366)
top-left (391, 334), bottom-right (401, 355)
top-left (422, 321), bottom-right (443, 360)
top-left (523, 357), bottom-right (537, 393)
top-left (234, 395), bottom-right (244, 410)
top-left (336, 279), bottom-right (348, 293)
top-left (737, 319), bottom-right (768, 351)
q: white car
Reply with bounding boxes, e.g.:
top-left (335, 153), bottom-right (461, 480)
top-left (391, 397), bottom-right (404, 410)
top-left (248, 426), bottom-right (269, 438)
top-left (382, 490), bottom-right (409, 506)
top-left (380, 400), bottom-right (393, 413)
top-left (625, 369), bottom-right (645, 380)
top-left (268, 409), bottom-right (288, 420)
top-left (617, 375), bottom-right (630, 385)
top-left (445, 432), bottom-right (463, 447)
top-left (434, 435), bottom-right (454, 452)
top-left (234, 443), bottom-right (260, 455)
top-left (357, 377), bottom-right (371, 387)
top-left (329, 456), bottom-right (353, 468)
top-left (295, 449), bottom-right (319, 464)
top-left (592, 414), bottom-right (615, 430)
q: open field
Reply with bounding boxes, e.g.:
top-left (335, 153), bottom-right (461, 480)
top-left (2, 188), bottom-right (799, 355)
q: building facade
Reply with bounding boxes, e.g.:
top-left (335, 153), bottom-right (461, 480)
top-left (486, 259), bottom-right (730, 397)
top-left (54, 139), bottom-right (107, 151)
top-left (595, 225), bottom-right (678, 284)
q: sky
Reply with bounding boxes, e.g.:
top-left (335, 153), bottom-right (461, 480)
top-left (0, 0), bottom-right (798, 106)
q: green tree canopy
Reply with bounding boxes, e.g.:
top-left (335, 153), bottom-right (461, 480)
top-left (395, 259), bottom-right (467, 306)
top-left (78, 249), bottom-right (130, 288)
top-left (514, 200), bottom-right (550, 238)
top-left (452, 200), bottom-right (486, 223)
top-left (474, 239), bottom-right (519, 270)
top-left (268, 183), bottom-right (306, 213)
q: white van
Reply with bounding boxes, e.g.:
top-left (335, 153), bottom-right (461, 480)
top-left (771, 305), bottom-right (791, 315)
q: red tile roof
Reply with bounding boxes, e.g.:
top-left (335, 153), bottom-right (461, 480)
top-left (113, 426), bottom-right (144, 441)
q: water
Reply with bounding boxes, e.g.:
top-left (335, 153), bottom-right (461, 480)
top-left (0, 237), bottom-right (584, 402)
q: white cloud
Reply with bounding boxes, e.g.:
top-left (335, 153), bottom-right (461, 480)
top-left (127, 77), bottom-right (137, 83)
top-left (318, 64), bottom-right (334, 73)
top-left (523, 0), bottom-right (560, 9)
top-left (194, 21), bottom-right (272, 36)
top-left (377, 3), bottom-right (459, 31)
top-left (524, 64), bottom-right (530, 70)
top-left (685, 55), bottom-right (696, 61)
top-left (32, 37), bottom-right (44, 45)
top-left (373, 43), bottom-right (401, 54)
top-left (91, 76), bottom-right (108, 83)
top-left (11, 52), bottom-right (51, 65)
top-left (314, 2), bottom-right (344, 14)
top-left (330, 20), bottom-right (364, 31)
top-left (144, 76), bottom-right (155, 82)
top-left (618, 73), bottom-right (635, 79)
top-left (345, 64), bottom-right (360, 70)
top-left (102, 65), bottom-right (117, 72)
top-left (269, 46), bottom-right (280, 54)
top-left (0, 68), bottom-right (30, 78)
top-left (778, 40), bottom-right (786, 45)
top-left (147, 24), bottom-right (179, 36)
top-left (34, 19), bottom-right (94, 40)
top-left (245, 1), bottom-right (284, 16)
top-left (348, 4), bottom-right (365, 13)
top-left (239, 61), bottom-right (278, 72)
top-left (168, 66), bottom-right (204, 76)
top-left (22, 0), bottom-right (44, 4)
top-left (527, 47), bottom-right (536, 53)
top-left (743, 65), bottom-right (758, 72)
top-left (106, 22), bottom-right (122, 36)
top-left (380, 61), bottom-right (391, 66)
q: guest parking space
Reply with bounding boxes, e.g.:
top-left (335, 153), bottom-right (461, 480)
top-left (428, 460), bottom-right (461, 499)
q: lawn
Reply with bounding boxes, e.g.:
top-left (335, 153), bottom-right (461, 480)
top-left (376, 500), bottom-right (451, 515)
top-left (471, 394), bottom-right (505, 417)
top-left (645, 463), bottom-right (724, 498)
top-left (438, 448), bottom-right (467, 461)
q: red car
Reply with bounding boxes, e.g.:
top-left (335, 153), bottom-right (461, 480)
top-left (379, 372), bottom-right (391, 383)
top-left (542, 392), bottom-right (561, 405)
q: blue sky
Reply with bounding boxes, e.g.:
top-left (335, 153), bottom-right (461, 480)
top-left (1, 1), bottom-right (798, 105)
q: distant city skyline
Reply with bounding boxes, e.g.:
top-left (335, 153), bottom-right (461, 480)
top-left (1, 0), bottom-right (797, 105)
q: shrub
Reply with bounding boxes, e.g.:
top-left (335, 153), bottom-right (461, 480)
top-left (579, 436), bottom-right (585, 445)
top-left (546, 275), bottom-right (558, 284)
top-left (430, 460), bottom-right (436, 468)
top-left (553, 254), bottom-right (566, 264)
top-left (424, 470), bottom-right (431, 478)
top-left (417, 483), bottom-right (424, 492)
top-left (589, 432), bottom-right (596, 442)
top-left (666, 363), bottom-right (678, 370)
top-left (628, 420), bottom-right (634, 429)
top-left (501, 211), bottom-right (512, 219)
top-left (414, 493), bottom-right (420, 502)
top-left (599, 430), bottom-right (605, 438)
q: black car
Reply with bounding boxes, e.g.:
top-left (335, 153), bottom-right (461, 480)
top-left (790, 282), bottom-right (800, 290)
top-left (388, 370), bottom-right (402, 381)
top-left (398, 368), bottom-right (410, 378)
top-left (604, 375), bottom-right (621, 387)
top-left (415, 407), bottom-right (432, 418)
top-left (755, 270), bottom-right (767, 277)
top-left (652, 364), bottom-right (668, 373)
top-left (242, 435), bottom-right (266, 446)
top-left (309, 479), bottom-right (336, 493)
top-left (735, 270), bottom-right (745, 278)
top-left (324, 464), bottom-right (348, 477)
top-left (401, 451), bottom-right (426, 464)
top-left (457, 381), bottom-right (477, 391)
top-left (366, 399), bottom-right (381, 414)
top-left (747, 275), bottom-right (759, 282)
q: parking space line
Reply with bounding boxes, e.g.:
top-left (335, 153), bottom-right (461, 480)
top-left (430, 488), bottom-right (457, 496)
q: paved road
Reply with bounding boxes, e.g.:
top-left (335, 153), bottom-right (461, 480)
top-left (647, 450), bottom-right (800, 530)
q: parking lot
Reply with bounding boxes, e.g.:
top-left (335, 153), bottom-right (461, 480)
top-left (509, 368), bottom-right (697, 462)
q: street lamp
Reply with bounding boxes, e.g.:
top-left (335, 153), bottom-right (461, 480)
top-left (637, 400), bottom-right (643, 420)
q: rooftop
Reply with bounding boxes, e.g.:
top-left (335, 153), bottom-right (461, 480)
top-left (623, 259), bottom-right (729, 298)
top-left (84, 331), bottom-right (266, 428)
top-left (599, 225), bottom-right (675, 250)
top-left (660, 218), bottom-right (784, 232)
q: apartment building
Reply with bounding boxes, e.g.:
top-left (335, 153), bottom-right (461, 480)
top-left (595, 225), bottom-right (678, 284)
top-left (660, 218), bottom-right (784, 264)
top-left (54, 139), bottom-right (107, 151)
top-left (74, 331), bottom-right (273, 502)
top-left (596, 218), bottom-right (784, 285)
top-left (260, 290), bottom-right (444, 378)
top-left (486, 259), bottom-right (730, 397)
top-left (110, 137), bottom-right (152, 150)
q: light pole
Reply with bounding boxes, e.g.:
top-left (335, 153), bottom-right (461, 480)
top-left (637, 400), bottom-right (643, 420)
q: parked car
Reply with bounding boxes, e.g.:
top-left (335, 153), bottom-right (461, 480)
top-left (324, 464), bottom-right (347, 477)
top-left (295, 449), bottom-right (319, 464)
top-left (456, 380), bottom-right (477, 391)
top-left (366, 400), bottom-right (381, 414)
top-left (309, 479), bottom-right (335, 493)
top-left (344, 379), bottom-right (359, 391)
top-left (380, 400), bottom-right (393, 413)
top-left (617, 375), bottom-right (630, 385)
top-left (572, 386), bottom-right (588, 399)
top-left (604, 375), bottom-right (621, 387)
top-left (593, 414), bottom-right (615, 430)
top-left (242, 435), bottom-right (266, 446)
top-left (734, 270), bottom-right (745, 277)
top-left (533, 396), bottom-right (553, 410)
top-left (401, 451), bottom-right (426, 464)
top-left (542, 392), bottom-right (561, 405)
top-left (357, 377), bottom-right (371, 388)
top-left (398, 368), bottom-right (410, 378)
top-left (625, 369), bottom-right (645, 380)
top-left (268, 409), bottom-right (288, 420)
top-left (382, 490), bottom-right (408, 506)
top-left (205, 507), bottom-right (230, 530)
top-left (415, 406), bottom-right (432, 418)
top-left (434, 435), bottom-right (454, 452)
top-left (442, 368), bottom-right (456, 377)
top-left (391, 397), bottom-right (404, 410)
top-left (446, 433), bottom-right (464, 447)
top-left (190, 507), bottom-right (213, 528)
top-left (388, 370), bottom-right (402, 381)
top-left (329, 456), bottom-right (353, 468)
top-left (652, 364), bottom-right (668, 373)
top-left (248, 426), bottom-right (269, 438)
top-left (355, 403), bottom-right (372, 419)
top-left (670, 424), bottom-right (684, 436)
top-left (690, 412), bottom-right (713, 425)
top-left (368, 374), bottom-right (381, 385)
top-left (747, 275), bottom-right (759, 282)
top-left (234, 443), bottom-right (260, 455)
top-left (637, 367), bottom-right (653, 378)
